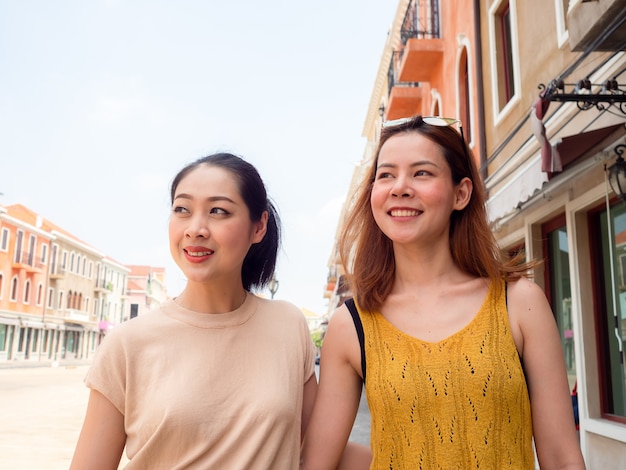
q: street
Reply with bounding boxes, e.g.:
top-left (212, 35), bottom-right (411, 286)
top-left (0, 364), bottom-right (92, 470)
top-left (1, 364), bottom-right (369, 469)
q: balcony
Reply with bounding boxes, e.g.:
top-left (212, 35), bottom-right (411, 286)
top-left (64, 309), bottom-right (90, 324)
top-left (12, 250), bottom-right (43, 273)
top-left (397, 0), bottom-right (443, 83)
top-left (387, 86), bottom-right (423, 120)
top-left (568, 0), bottom-right (626, 51)
top-left (49, 266), bottom-right (66, 280)
top-left (398, 38), bottom-right (444, 83)
top-left (94, 279), bottom-right (113, 293)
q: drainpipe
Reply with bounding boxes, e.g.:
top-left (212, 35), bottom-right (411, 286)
top-left (473, 0), bottom-right (487, 181)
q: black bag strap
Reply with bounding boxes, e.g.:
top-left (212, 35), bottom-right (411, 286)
top-left (345, 298), bottom-right (366, 382)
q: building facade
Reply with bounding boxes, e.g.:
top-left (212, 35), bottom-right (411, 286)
top-left (0, 204), bottom-right (168, 366)
top-left (325, 0), bottom-right (626, 466)
top-left (125, 265), bottom-right (168, 321)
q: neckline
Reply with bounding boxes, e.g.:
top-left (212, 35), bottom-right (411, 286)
top-left (375, 279), bottom-right (496, 345)
top-left (165, 293), bottom-right (256, 329)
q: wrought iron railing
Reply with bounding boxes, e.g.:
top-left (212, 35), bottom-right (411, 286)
top-left (400, 0), bottom-right (440, 45)
top-left (387, 51), bottom-right (419, 97)
top-left (14, 250), bottom-right (43, 269)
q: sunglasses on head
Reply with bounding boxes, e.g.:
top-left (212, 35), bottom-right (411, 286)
top-left (382, 115), bottom-right (470, 163)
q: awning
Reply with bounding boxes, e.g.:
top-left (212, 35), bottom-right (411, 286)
top-left (555, 123), bottom-right (626, 170)
top-left (486, 155), bottom-right (548, 223)
top-left (530, 94), bottom-right (626, 173)
top-left (487, 123), bottom-right (625, 224)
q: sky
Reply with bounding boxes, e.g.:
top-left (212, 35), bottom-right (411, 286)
top-left (0, 0), bottom-right (397, 316)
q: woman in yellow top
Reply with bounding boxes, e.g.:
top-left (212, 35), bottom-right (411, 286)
top-left (301, 116), bottom-right (585, 469)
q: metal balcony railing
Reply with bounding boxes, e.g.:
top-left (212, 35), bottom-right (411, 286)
top-left (401, 0), bottom-right (441, 45)
top-left (13, 250), bottom-right (43, 269)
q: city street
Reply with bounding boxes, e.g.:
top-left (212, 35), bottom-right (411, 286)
top-left (1, 364), bottom-right (369, 469)
top-left (0, 364), bottom-right (92, 470)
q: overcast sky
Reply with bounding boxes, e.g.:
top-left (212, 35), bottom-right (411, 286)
top-left (0, 0), bottom-right (397, 315)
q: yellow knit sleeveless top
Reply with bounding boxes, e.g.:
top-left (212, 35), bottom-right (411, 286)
top-left (357, 279), bottom-right (534, 469)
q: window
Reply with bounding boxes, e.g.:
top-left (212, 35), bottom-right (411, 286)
top-left (50, 244), bottom-right (58, 274)
top-left (36, 283), bottom-right (43, 306)
top-left (23, 280), bottom-right (31, 304)
top-left (592, 202), bottom-right (626, 422)
top-left (41, 243), bottom-right (48, 265)
top-left (543, 216), bottom-right (577, 389)
top-left (14, 230), bottom-right (23, 263)
top-left (0, 227), bottom-right (9, 251)
top-left (10, 276), bottom-right (18, 302)
top-left (555, 0), bottom-right (570, 46)
top-left (0, 325), bottom-right (7, 351)
top-left (28, 235), bottom-right (36, 266)
top-left (47, 287), bottom-right (54, 309)
top-left (0, 273), bottom-right (3, 299)
top-left (489, 0), bottom-right (520, 117)
top-left (31, 329), bottom-right (38, 353)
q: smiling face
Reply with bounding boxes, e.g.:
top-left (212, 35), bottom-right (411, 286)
top-left (168, 164), bottom-right (267, 286)
top-left (370, 131), bottom-right (471, 247)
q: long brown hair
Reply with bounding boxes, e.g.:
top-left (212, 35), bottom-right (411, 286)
top-left (339, 116), bottom-right (534, 312)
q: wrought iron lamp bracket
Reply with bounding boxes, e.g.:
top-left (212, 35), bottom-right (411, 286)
top-left (539, 79), bottom-right (626, 115)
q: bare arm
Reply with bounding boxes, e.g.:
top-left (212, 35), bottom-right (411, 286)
top-left (70, 389), bottom-right (126, 470)
top-left (301, 305), bottom-right (368, 470)
top-left (508, 278), bottom-right (585, 469)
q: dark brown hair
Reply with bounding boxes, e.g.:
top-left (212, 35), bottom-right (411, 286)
top-left (170, 152), bottom-right (281, 291)
top-left (339, 116), bottom-right (534, 312)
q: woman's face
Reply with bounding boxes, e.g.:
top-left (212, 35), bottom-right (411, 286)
top-left (370, 131), bottom-right (470, 247)
top-left (168, 164), bottom-right (267, 285)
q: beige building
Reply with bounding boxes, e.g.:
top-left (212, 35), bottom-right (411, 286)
top-left (325, 0), bottom-right (626, 466)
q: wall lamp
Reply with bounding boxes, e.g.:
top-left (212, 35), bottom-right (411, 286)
top-left (608, 144), bottom-right (626, 203)
top-left (268, 274), bottom-right (279, 299)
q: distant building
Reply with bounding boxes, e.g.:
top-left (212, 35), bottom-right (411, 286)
top-left (125, 265), bottom-right (168, 320)
top-left (0, 204), bottom-right (168, 366)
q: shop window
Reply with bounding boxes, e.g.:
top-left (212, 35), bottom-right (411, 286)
top-left (592, 202), bottom-right (626, 422)
top-left (543, 216), bottom-right (577, 387)
top-left (0, 325), bottom-right (7, 351)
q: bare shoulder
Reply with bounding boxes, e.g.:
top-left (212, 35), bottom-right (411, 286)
top-left (322, 303), bottom-right (362, 376)
top-left (507, 276), bottom-right (549, 308)
top-left (327, 303), bottom-right (356, 329)
top-left (506, 277), bottom-right (556, 355)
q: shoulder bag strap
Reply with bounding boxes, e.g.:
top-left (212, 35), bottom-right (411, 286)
top-left (345, 298), bottom-right (366, 382)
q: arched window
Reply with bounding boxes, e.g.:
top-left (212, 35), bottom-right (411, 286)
top-left (10, 276), bottom-right (18, 302)
top-left (23, 279), bottom-right (31, 304)
top-left (36, 283), bottom-right (43, 306)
